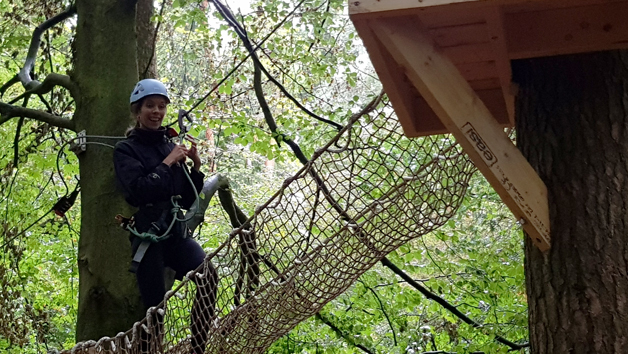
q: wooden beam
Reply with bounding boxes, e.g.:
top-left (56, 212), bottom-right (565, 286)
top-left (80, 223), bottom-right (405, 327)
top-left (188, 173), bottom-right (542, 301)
top-left (485, 6), bottom-right (515, 124)
top-left (353, 19), bottom-right (424, 136)
top-left (441, 43), bottom-right (495, 64)
top-left (455, 61), bottom-right (497, 82)
top-left (349, 0), bottom-right (623, 17)
top-left (504, 1), bottom-right (628, 59)
top-left (429, 23), bottom-right (489, 47)
top-left (349, 0), bottom-right (491, 15)
top-left (369, 17), bottom-right (550, 250)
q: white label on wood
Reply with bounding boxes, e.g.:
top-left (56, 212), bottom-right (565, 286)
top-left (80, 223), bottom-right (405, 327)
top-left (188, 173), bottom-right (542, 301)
top-left (369, 17), bottom-right (550, 250)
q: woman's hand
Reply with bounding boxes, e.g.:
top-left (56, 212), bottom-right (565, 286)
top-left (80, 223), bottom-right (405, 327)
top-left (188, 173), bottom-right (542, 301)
top-left (163, 145), bottom-right (189, 167)
top-left (187, 143), bottom-right (202, 171)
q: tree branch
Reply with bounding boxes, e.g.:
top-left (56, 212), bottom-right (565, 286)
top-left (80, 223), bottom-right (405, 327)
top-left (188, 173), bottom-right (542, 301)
top-left (0, 102), bottom-right (74, 130)
top-left (211, 0), bottom-right (343, 130)
top-left (12, 96), bottom-right (29, 168)
top-left (214, 176), bottom-right (287, 304)
top-left (18, 4), bottom-right (77, 88)
top-left (141, 0), bottom-right (167, 78)
top-left (360, 280), bottom-right (397, 346)
top-left (9, 73), bottom-right (78, 104)
top-left (0, 5), bottom-right (78, 133)
top-left (380, 257), bottom-right (529, 351)
top-left (315, 312), bottom-right (375, 354)
top-left (0, 74), bottom-right (20, 99)
top-left (185, 174), bottom-right (229, 233)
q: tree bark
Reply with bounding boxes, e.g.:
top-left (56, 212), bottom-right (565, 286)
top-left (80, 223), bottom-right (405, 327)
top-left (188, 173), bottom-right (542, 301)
top-left (513, 50), bottom-right (628, 353)
top-left (136, 0), bottom-right (157, 79)
top-left (73, 0), bottom-right (144, 341)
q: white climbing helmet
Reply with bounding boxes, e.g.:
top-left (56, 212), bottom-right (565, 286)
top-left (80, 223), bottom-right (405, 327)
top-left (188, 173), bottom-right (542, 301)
top-left (129, 79), bottom-right (171, 104)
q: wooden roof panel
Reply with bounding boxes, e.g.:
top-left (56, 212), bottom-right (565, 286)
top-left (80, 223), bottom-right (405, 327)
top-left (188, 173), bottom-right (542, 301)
top-left (428, 23), bottom-right (489, 46)
top-left (351, 0), bottom-right (628, 137)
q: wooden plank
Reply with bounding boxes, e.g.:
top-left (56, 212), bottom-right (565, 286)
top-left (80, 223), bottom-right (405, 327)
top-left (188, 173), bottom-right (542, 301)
top-left (456, 61), bottom-right (497, 81)
top-left (442, 43), bottom-right (495, 64)
top-left (349, 0), bottom-right (624, 17)
top-left (429, 23), bottom-right (489, 47)
top-left (399, 88), bottom-right (511, 137)
top-left (369, 17), bottom-right (550, 250)
top-left (420, 7), bottom-right (489, 28)
top-left (505, 1), bottom-right (628, 59)
top-left (475, 89), bottom-right (510, 126)
top-left (485, 6), bottom-right (515, 125)
top-left (349, 0), bottom-right (494, 15)
top-left (505, 0), bottom-right (626, 13)
top-left (356, 17), bottom-right (509, 136)
top-left (468, 78), bottom-right (501, 90)
top-left (353, 19), bottom-right (423, 136)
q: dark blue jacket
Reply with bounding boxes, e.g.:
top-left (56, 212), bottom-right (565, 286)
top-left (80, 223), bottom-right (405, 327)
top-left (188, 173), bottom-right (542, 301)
top-left (113, 127), bottom-right (204, 232)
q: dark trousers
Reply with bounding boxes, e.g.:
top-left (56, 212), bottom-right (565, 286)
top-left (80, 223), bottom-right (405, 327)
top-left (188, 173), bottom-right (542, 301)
top-left (133, 236), bottom-right (218, 354)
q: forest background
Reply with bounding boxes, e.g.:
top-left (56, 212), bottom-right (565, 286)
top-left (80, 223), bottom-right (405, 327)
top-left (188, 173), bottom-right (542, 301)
top-left (0, 0), bottom-right (528, 353)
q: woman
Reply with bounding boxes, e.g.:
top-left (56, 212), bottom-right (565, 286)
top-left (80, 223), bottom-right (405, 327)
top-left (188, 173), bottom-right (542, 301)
top-left (113, 79), bottom-right (217, 354)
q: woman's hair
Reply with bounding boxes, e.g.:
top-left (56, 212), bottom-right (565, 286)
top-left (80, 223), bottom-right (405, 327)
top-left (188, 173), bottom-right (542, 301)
top-left (125, 98), bottom-right (145, 136)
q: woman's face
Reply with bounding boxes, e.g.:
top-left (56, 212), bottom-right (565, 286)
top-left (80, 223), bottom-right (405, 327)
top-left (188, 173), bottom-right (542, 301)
top-left (137, 95), bottom-right (168, 130)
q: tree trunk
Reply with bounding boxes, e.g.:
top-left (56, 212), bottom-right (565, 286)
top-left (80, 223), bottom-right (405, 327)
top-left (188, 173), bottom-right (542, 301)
top-left (514, 50), bottom-right (628, 353)
top-left (73, 0), bottom-right (145, 341)
top-left (136, 0), bottom-right (157, 79)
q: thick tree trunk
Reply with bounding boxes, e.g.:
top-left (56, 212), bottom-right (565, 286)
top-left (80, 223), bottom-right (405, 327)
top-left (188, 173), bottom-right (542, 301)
top-left (514, 50), bottom-right (628, 353)
top-left (136, 0), bottom-right (157, 79)
top-left (73, 0), bottom-right (144, 341)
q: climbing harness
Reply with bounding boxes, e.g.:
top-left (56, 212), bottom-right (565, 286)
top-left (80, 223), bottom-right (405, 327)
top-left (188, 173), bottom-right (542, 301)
top-left (120, 112), bottom-right (202, 273)
top-left (60, 108), bottom-right (202, 273)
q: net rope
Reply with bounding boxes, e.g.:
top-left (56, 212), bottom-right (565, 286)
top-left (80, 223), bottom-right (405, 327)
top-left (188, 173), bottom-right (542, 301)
top-left (63, 98), bottom-right (475, 354)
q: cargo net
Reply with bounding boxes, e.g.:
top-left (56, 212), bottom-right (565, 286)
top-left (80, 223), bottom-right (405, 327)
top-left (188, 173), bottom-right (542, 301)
top-left (64, 98), bottom-right (475, 354)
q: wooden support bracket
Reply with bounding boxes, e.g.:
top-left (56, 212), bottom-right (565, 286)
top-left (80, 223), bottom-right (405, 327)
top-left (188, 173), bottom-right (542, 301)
top-left (369, 17), bottom-right (550, 250)
top-left (485, 6), bottom-right (515, 125)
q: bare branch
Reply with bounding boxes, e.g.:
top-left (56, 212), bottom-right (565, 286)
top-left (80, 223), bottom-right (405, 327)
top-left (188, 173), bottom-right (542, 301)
top-left (0, 74), bottom-right (20, 99)
top-left (349, 89), bottom-right (385, 122)
top-left (359, 280), bottom-right (398, 346)
top-left (9, 73), bottom-right (78, 104)
top-left (211, 0), bottom-right (344, 130)
top-left (185, 174), bottom-right (230, 233)
top-left (12, 96), bottom-right (29, 168)
top-left (380, 257), bottom-right (529, 351)
top-left (0, 102), bottom-right (74, 130)
top-left (18, 5), bottom-right (77, 88)
top-left (0, 5), bottom-right (78, 133)
top-left (315, 312), bottom-right (375, 354)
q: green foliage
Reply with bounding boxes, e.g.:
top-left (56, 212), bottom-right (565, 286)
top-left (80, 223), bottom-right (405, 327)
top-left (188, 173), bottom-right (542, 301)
top-left (0, 120), bottom-right (80, 353)
top-left (1, 0), bottom-right (78, 351)
top-left (1, 0), bottom-right (528, 352)
top-left (157, 0), bottom-right (378, 163)
top-left (268, 174), bottom-right (528, 354)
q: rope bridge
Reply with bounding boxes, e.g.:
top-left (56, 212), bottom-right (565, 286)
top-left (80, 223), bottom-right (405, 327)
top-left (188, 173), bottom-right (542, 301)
top-left (64, 99), bottom-right (475, 354)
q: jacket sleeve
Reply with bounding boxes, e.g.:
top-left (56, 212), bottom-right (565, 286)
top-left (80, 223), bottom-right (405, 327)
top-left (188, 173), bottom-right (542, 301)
top-left (113, 142), bottom-right (175, 207)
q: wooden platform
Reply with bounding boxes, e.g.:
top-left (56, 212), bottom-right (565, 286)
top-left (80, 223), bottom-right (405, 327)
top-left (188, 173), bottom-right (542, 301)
top-left (351, 0), bottom-right (628, 136)
top-left (348, 0), bottom-right (628, 251)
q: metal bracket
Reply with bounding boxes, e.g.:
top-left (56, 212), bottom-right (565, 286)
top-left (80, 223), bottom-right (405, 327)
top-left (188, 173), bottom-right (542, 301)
top-left (69, 130), bottom-right (87, 155)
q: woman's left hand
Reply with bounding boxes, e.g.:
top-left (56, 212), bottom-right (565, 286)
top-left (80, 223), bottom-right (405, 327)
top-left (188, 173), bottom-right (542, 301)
top-left (187, 143), bottom-right (202, 171)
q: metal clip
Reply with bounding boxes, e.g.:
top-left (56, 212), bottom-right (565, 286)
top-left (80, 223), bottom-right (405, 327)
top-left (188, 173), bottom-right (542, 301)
top-left (69, 130), bottom-right (87, 154)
